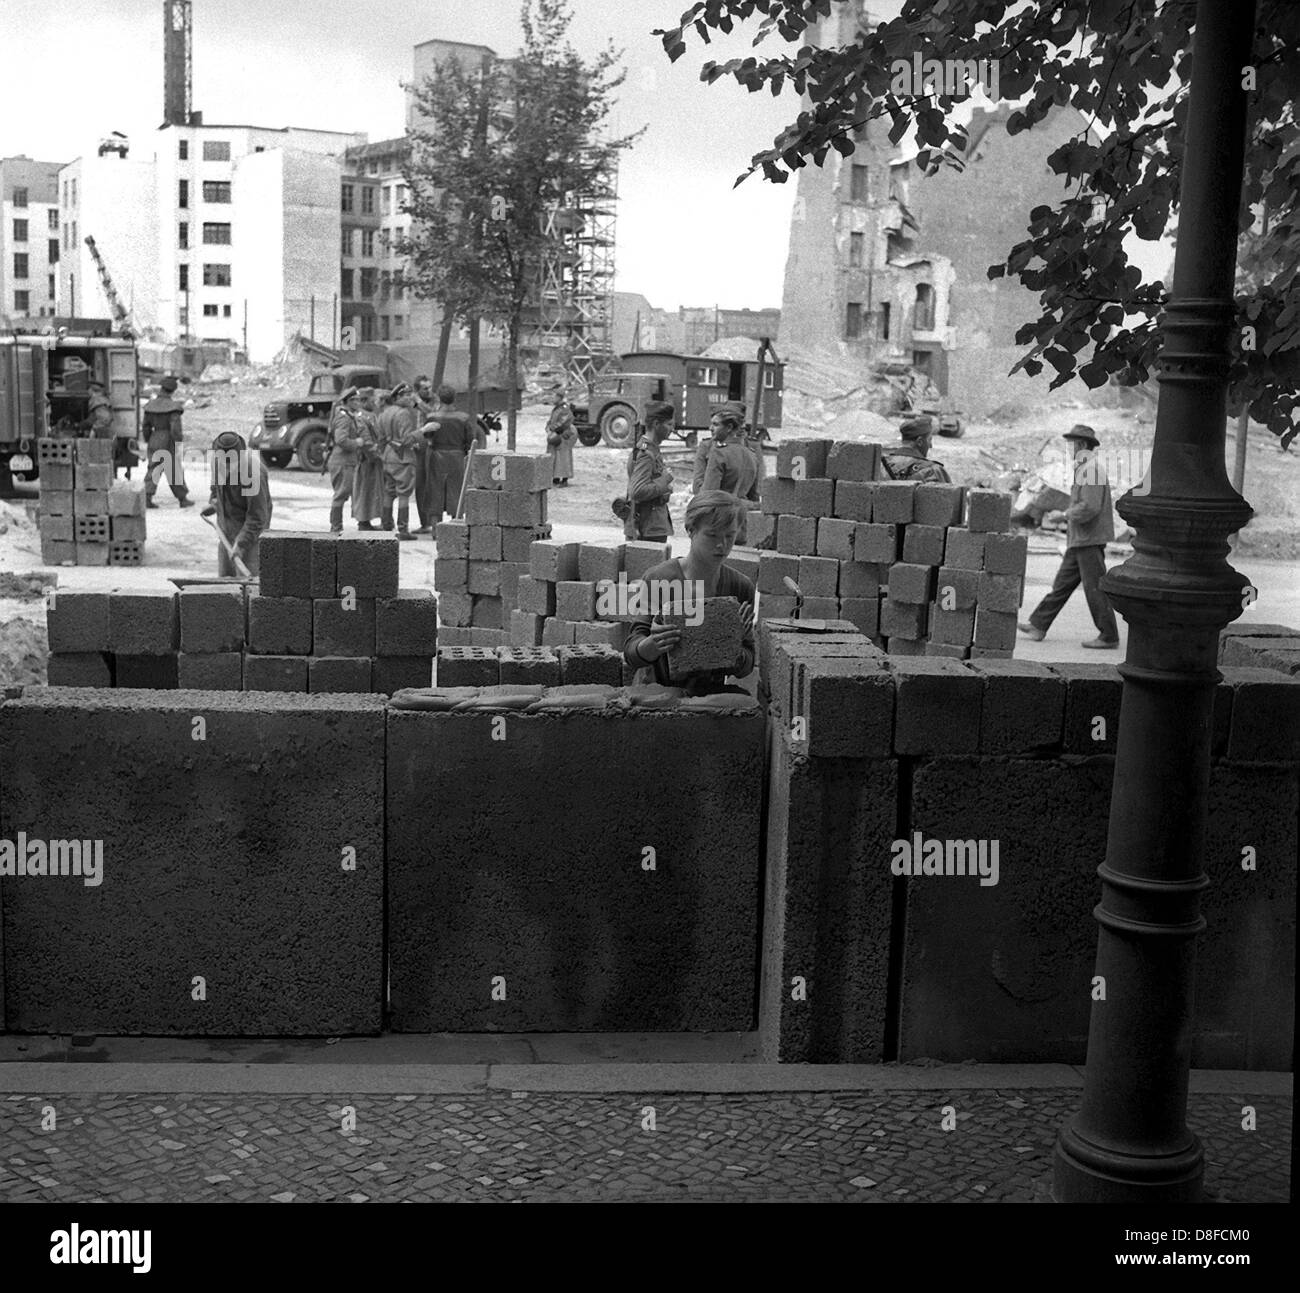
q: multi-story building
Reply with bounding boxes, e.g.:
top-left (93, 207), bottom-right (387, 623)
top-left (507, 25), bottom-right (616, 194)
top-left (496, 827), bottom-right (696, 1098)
top-left (0, 157), bottom-right (63, 322)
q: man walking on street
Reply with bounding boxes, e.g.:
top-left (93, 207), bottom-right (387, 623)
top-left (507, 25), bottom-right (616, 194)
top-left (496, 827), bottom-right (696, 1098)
top-left (378, 384), bottom-right (420, 540)
top-left (142, 374), bottom-right (193, 509)
top-left (1019, 424), bottom-right (1120, 649)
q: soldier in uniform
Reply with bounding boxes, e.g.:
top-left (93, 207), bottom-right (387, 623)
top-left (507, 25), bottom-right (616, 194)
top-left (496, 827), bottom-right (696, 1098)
top-left (412, 375), bottom-right (436, 533)
top-left (79, 380), bottom-right (114, 438)
top-left (545, 388), bottom-right (578, 485)
top-left (351, 387), bottom-right (386, 531)
top-left (142, 375), bottom-right (193, 508)
top-left (377, 384), bottom-right (421, 540)
top-left (881, 414), bottom-right (953, 483)
top-left (202, 430), bottom-right (272, 576)
top-left (421, 385), bottom-right (482, 523)
top-left (693, 401), bottom-right (757, 543)
top-left (624, 399), bottom-right (675, 542)
top-left (325, 387), bottom-right (363, 535)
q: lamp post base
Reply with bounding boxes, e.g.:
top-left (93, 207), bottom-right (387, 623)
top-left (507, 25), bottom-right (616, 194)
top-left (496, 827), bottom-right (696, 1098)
top-left (1054, 1123), bottom-right (1205, 1204)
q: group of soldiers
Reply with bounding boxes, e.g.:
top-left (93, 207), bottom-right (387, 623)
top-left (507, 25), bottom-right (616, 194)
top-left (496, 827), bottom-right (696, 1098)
top-left (325, 376), bottom-right (486, 539)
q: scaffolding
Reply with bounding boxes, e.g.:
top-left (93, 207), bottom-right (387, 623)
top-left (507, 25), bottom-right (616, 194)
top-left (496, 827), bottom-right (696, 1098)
top-left (528, 149), bottom-right (617, 386)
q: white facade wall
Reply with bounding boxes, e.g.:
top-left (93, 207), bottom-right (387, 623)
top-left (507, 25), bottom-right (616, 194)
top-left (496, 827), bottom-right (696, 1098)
top-left (1, 158), bottom-right (64, 322)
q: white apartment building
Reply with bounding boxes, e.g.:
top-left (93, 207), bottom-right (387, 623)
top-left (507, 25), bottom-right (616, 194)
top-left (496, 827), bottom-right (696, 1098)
top-left (0, 157), bottom-right (63, 322)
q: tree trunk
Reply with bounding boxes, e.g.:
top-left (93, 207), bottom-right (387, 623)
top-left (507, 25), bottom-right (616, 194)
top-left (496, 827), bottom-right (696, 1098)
top-left (507, 312), bottom-right (520, 451)
top-left (431, 311), bottom-right (455, 390)
top-left (467, 316), bottom-right (481, 428)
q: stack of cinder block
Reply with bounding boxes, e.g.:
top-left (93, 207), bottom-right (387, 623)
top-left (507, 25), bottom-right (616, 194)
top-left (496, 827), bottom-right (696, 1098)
top-left (751, 436), bottom-right (1026, 659)
top-left (433, 451), bottom-right (553, 649)
top-left (44, 533), bottom-right (437, 693)
top-left (37, 438), bottom-right (147, 567)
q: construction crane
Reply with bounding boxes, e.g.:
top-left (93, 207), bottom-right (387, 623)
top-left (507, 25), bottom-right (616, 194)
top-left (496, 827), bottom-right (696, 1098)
top-left (83, 235), bottom-right (136, 339)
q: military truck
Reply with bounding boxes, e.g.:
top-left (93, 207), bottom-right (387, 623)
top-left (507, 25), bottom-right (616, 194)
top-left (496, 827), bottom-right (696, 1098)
top-left (0, 320), bottom-right (138, 497)
top-left (250, 363), bottom-right (518, 471)
top-left (572, 347), bottom-right (784, 449)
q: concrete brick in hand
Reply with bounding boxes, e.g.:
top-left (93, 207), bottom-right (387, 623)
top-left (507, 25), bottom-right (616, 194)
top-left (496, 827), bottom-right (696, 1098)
top-left (930, 606), bottom-right (975, 647)
top-left (108, 590), bottom-right (178, 655)
top-left (792, 479), bottom-right (834, 518)
top-left (913, 483), bottom-right (965, 528)
top-left (309, 656), bottom-right (373, 693)
top-left (816, 517), bottom-right (856, 561)
top-left (335, 533), bottom-right (399, 598)
top-left (664, 597), bottom-right (745, 679)
top-left (887, 562), bottom-right (934, 605)
top-left (434, 519), bottom-right (469, 557)
top-left (177, 652), bottom-right (244, 690)
top-left (557, 642), bottom-right (624, 685)
top-left (468, 524), bottom-right (503, 562)
top-left (902, 524), bottom-right (946, 566)
top-left (775, 513), bottom-right (817, 555)
top-left (624, 541), bottom-right (671, 581)
top-left (179, 586), bottom-right (246, 654)
top-left (1049, 661), bottom-right (1122, 754)
top-left (313, 598), bottom-right (376, 657)
top-left (579, 543), bottom-right (624, 583)
top-left (470, 595), bottom-right (504, 629)
top-left (467, 561), bottom-right (501, 596)
top-left (797, 555), bottom-right (839, 597)
top-left (853, 522), bottom-right (896, 564)
top-left (891, 656), bottom-right (982, 754)
top-left (114, 653), bottom-right (179, 688)
top-left (776, 437), bottom-right (830, 479)
top-left (464, 489), bottom-right (500, 525)
top-left (871, 481), bottom-right (916, 524)
top-left (973, 607), bottom-right (1018, 651)
top-left (377, 589), bottom-right (438, 656)
top-left (760, 476), bottom-right (798, 514)
top-left (498, 646), bottom-right (561, 685)
top-left (944, 528), bottom-right (986, 570)
top-left (374, 655), bottom-right (433, 693)
top-left (881, 598), bottom-right (928, 640)
top-left (984, 532), bottom-right (1028, 576)
top-left (969, 657), bottom-right (1065, 754)
top-left (826, 441), bottom-right (880, 482)
top-left (935, 567), bottom-right (978, 610)
top-left (46, 652), bottom-right (112, 686)
top-left (47, 591), bottom-right (110, 653)
top-left (436, 645), bottom-right (500, 686)
top-left (965, 488), bottom-right (1013, 532)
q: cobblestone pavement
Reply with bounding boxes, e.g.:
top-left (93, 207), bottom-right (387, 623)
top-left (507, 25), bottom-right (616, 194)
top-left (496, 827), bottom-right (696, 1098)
top-left (0, 1088), bottom-right (1287, 1203)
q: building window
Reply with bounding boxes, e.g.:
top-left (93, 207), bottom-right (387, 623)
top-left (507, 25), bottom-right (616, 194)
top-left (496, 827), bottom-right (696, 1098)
top-left (849, 231), bottom-right (864, 268)
top-left (70, 219), bottom-right (76, 245)
top-left (202, 181), bottom-right (232, 204)
top-left (361, 229), bottom-right (375, 257)
top-left (47, 273), bottom-right (55, 300)
top-left (381, 315), bottom-right (391, 341)
top-left (913, 283), bottom-right (935, 332)
top-left (398, 184), bottom-right (410, 208)
top-left (179, 179), bottom-right (189, 208)
top-left (14, 290), bottom-right (29, 312)
top-left (381, 187), bottom-right (392, 215)
top-left (48, 208), bottom-right (58, 230)
top-left (179, 264), bottom-right (189, 291)
top-left (13, 187), bottom-right (27, 208)
top-left (203, 263), bottom-right (232, 287)
top-left (341, 183), bottom-right (354, 213)
top-left (13, 253), bottom-right (29, 280)
top-left (203, 304), bottom-right (218, 317)
top-left (361, 186), bottom-right (375, 216)
top-left (845, 301), bottom-right (863, 339)
top-left (361, 315), bottom-right (376, 342)
top-left (179, 222), bottom-right (189, 249)
top-left (850, 164), bottom-right (869, 203)
top-left (341, 267), bottom-right (354, 298)
top-left (71, 180), bottom-right (76, 206)
top-left (13, 219), bottom-right (28, 242)
top-left (879, 302), bottom-right (891, 340)
top-left (223, 304), bottom-right (232, 318)
top-left (202, 223), bottom-right (232, 244)
top-left (690, 365), bottom-right (719, 386)
top-left (359, 267), bottom-right (377, 297)
top-left (48, 239), bottom-right (59, 264)
top-left (179, 139), bottom-right (189, 160)
top-left (62, 181), bottom-right (68, 207)
top-left (341, 228), bottom-right (353, 256)
top-left (202, 140), bottom-right (231, 161)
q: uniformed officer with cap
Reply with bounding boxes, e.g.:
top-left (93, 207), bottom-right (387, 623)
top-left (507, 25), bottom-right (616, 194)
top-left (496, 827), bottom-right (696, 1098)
top-left (623, 399), bottom-right (676, 541)
top-left (325, 387), bottom-right (364, 534)
top-left (377, 383), bottom-right (421, 539)
top-left (692, 400), bottom-right (758, 543)
top-left (881, 413), bottom-right (952, 483)
top-left (142, 374), bottom-right (193, 507)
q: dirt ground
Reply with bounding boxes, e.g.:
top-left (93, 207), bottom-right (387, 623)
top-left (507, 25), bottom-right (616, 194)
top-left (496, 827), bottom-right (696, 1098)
top-left (1, 374), bottom-right (1295, 686)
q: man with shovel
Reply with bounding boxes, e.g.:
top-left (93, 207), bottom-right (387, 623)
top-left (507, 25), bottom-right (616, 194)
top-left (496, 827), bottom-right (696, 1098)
top-left (200, 430), bottom-right (272, 577)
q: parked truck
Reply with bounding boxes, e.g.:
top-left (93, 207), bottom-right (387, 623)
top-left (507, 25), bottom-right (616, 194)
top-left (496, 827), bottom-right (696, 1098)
top-left (572, 345), bottom-right (784, 449)
top-left (0, 320), bottom-right (138, 497)
top-left (250, 362), bottom-right (519, 471)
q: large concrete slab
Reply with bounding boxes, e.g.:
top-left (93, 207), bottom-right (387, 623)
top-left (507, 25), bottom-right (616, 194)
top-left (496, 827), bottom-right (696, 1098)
top-left (0, 689), bottom-right (385, 1035)
top-left (387, 703), bottom-right (764, 1032)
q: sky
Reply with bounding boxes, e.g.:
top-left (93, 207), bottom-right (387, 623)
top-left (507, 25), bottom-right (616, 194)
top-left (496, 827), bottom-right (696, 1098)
top-left (0, 0), bottom-right (807, 311)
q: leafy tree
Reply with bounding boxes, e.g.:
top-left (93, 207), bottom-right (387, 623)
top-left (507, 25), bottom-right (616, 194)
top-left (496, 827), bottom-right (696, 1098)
top-left (399, 0), bottom-right (641, 448)
top-left (657, 1), bottom-right (1299, 445)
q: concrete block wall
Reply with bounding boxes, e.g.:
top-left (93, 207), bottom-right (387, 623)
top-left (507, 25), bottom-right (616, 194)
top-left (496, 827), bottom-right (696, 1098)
top-left (44, 534), bottom-right (436, 693)
top-left (758, 620), bottom-right (1298, 1067)
top-left (386, 686), bottom-right (765, 1031)
top-left (752, 438), bottom-right (1025, 657)
top-left (0, 688), bottom-right (386, 1033)
top-left (37, 439), bottom-right (147, 567)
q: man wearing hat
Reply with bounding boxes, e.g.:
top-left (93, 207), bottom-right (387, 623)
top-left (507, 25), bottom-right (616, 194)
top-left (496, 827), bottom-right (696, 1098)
top-left (421, 385), bottom-right (482, 523)
top-left (1019, 424), bottom-right (1119, 648)
top-left (377, 384), bottom-right (421, 539)
top-left (694, 401), bottom-right (758, 543)
top-left (325, 387), bottom-right (364, 534)
top-left (78, 380), bottom-right (114, 439)
top-left (201, 430), bottom-right (272, 576)
top-left (882, 414), bottom-right (952, 483)
top-left (141, 374), bottom-right (193, 508)
top-left (622, 400), bottom-right (676, 542)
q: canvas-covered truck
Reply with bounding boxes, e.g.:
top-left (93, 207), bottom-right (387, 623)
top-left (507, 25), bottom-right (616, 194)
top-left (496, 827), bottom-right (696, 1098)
top-left (0, 323), bottom-right (138, 497)
top-left (250, 363), bottom-right (518, 471)
top-left (572, 346), bottom-right (784, 449)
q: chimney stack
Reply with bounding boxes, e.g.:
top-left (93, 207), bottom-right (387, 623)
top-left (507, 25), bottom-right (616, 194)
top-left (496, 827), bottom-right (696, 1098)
top-left (163, 0), bottom-right (193, 127)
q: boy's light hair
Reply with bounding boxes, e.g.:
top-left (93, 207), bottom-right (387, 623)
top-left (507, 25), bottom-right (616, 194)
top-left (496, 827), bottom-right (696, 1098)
top-left (684, 490), bottom-right (745, 535)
